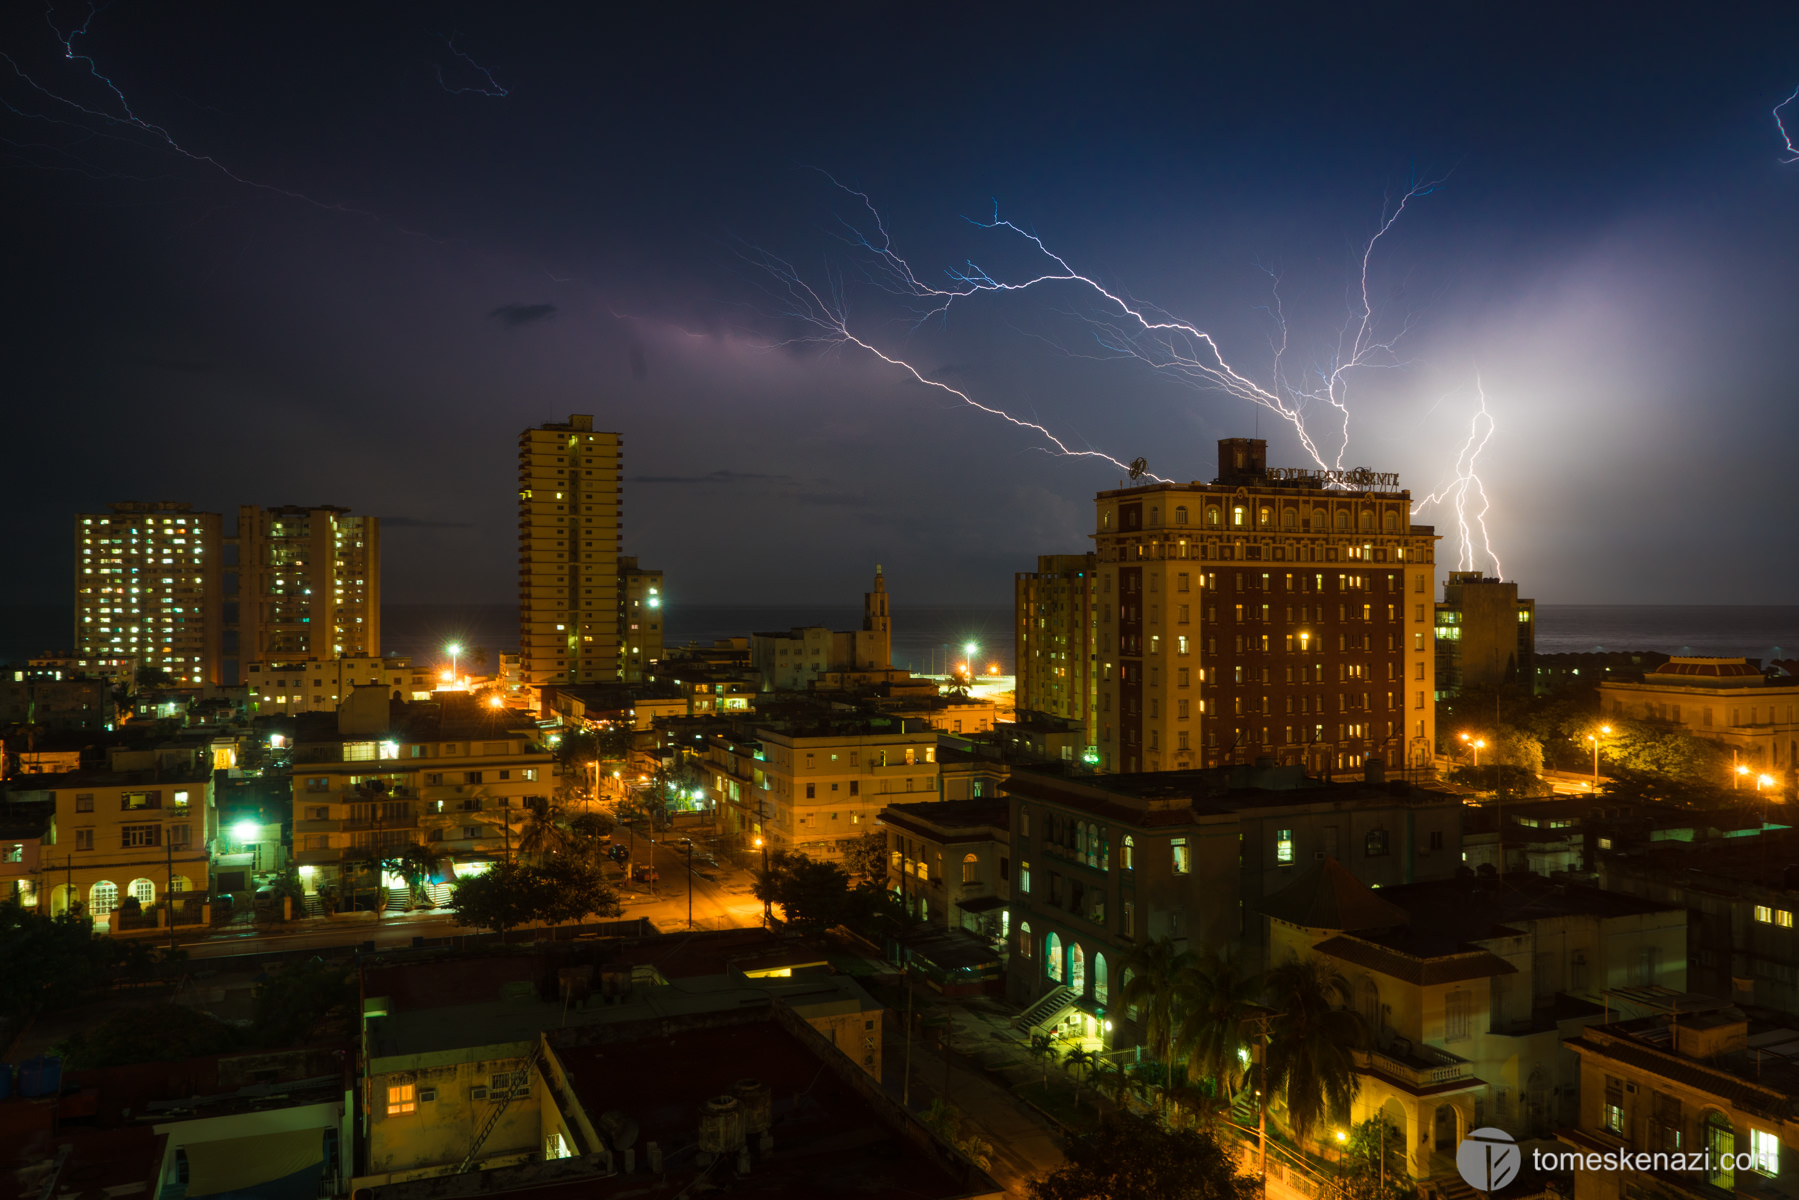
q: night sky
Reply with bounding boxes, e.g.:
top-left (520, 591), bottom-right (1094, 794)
top-left (5, 3), bottom-right (1798, 609)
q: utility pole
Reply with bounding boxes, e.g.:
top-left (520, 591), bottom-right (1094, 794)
top-left (685, 844), bottom-right (694, 930)
top-left (902, 963), bottom-right (915, 1108)
top-left (166, 836), bottom-right (176, 954)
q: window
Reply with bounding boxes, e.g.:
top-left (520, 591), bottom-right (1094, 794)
top-left (1752, 1128), bottom-right (1780, 1176)
top-left (1757, 905), bottom-right (1775, 924)
top-left (122, 824), bottom-right (160, 848)
top-left (464, 771), bottom-right (483, 785)
top-left (1364, 829), bottom-right (1389, 857)
top-left (1782, 911), bottom-right (1796, 929)
top-left (75, 793), bottom-right (94, 812)
top-left (1445, 990), bottom-right (1471, 1041)
top-left (1020, 861), bottom-right (1031, 893)
top-left (1020, 920), bottom-right (1033, 958)
top-left (1171, 837), bottom-right (1190, 874)
top-left (386, 1084), bottom-right (416, 1116)
top-left (805, 783), bottom-right (816, 799)
top-left (76, 829), bottom-right (95, 851)
top-left (1122, 900), bottom-right (1134, 938)
top-left (1276, 828), bottom-right (1294, 864)
top-left (1121, 835), bottom-right (1134, 870)
top-left (1604, 1078), bottom-right (1624, 1134)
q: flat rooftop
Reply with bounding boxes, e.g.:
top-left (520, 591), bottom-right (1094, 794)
top-left (880, 798), bottom-right (1009, 834)
top-left (552, 1017), bottom-right (978, 1200)
top-left (1361, 876), bottom-right (1680, 956)
top-left (1005, 765), bottom-right (1458, 822)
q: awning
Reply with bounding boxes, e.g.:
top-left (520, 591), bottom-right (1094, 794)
top-left (956, 894), bottom-right (1006, 913)
top-left (185, 1127), bottom-right (324, 1198)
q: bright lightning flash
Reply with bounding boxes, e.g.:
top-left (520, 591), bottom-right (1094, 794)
top-left (1777, 85), bottom-right (1799, 163)
top-left (1412, 381), bottom-right (1501, 577)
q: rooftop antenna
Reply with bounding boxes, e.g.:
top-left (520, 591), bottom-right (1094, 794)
top-left (1128, 457), bottom-right (1148, 482)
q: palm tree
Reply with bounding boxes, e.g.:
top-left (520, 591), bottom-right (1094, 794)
top-left (515, 796), bottom-right (569, 863)
top-left (1263, 955), bottom-right (1366, 1149)
top-left (1119, 936), bottom-right (1193, 1071)
top-left (1171, 949), bottom-right (1261, 1097)
top-left (1064, 1045), bottom-right (1098, 1110)
top-left (1093, 1055), bottom-right (1136, 1111)
top-left (394, 843), bottom-right (449, 908)
top-left (565, 811), bottom-right (616, 867)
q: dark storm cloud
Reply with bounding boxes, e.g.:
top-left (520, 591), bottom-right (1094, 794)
top-left (630, 470), bottom-right (793, 485)
top-left (115, 353), bottom-right (215, 373)
top-left (487, 303), bottom-right (557, 328)
top-left (384, 516), bottom-right (476, 529)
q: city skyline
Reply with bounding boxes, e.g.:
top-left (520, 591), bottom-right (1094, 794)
top-left (5, 5), bottom-right (1799, 610)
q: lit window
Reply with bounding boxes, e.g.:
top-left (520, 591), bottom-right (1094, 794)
top-left (1757, 905), bottom-right (1775, 924)
top-left (1780, 910), bottom-right (1795, 929)
top-left (1171, 837), bottom-right (1190, 875)
top-left (1752, 1129), bottom-right (1780, 1176)
top-left (387, 1083), bottom-right (416, 1115)
top-left (1277, 829), bottom-right (1294, 864)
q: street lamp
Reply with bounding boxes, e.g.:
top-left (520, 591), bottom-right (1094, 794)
top-left (1736, 763), bottom-right (1751, 790)
top-left (446, 642), bottom-right (463, 682)
top-left (1758, 774), bottom-right (1776, 793)
top-left (1586, 724), bottom-right (1612, 791)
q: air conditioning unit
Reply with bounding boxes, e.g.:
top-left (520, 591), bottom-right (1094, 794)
top-left (471, 1086), bottom-right (488, 1100)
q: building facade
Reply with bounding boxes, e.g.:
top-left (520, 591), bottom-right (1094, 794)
top-left (702, 717), bottom-right (940, 857)
top-left (1, 754), bottom-right (216, 920)
top-left (75, 502), bottom-right (224, 686)
top-left (1015, 553), bottom-right (1099, 755)
top-left (1002, 765), bottom-right (1465, 1043)
top-left (518, 415), bottom-right (622, 686)
top-left (749, 569), bottom-right (894, 691)
top-left (617, 556), bottom-right (664, 683)
top-left (247, 655), bottom-right (422, 715)
top-left (881, 798), bottom-right (1010, 940)
top-left (289, 690), bottom-right (554, 894)
top-left (1434, 570), bottom-right (1535, 697)
top-left (235, 504), bottom-right (381, 662)
top-left (1, 665), bottom-right (112, 731)
top-left (1094, 439), bottom-right (1438, 777)
top-left (1600, 657), bottom-right (1799, 781)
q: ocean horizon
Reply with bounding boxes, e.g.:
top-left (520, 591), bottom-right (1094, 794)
top-left (5, 601), bottom-right (1797, 676)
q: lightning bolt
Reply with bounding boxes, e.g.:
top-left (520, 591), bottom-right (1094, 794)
top-left (436, 35), bottom-right (510, 98)
top-left (737, 240), bottom-right (1170, 480)
top-left (1776, 85), bottom-right (1799, 163)
top-left (1411, 380), bottom-right (1501, 578)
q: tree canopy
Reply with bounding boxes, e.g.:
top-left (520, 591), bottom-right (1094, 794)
top-left (0, 900), bottom-right (144, 1023)
top-left (449, 860), bottom-right (620, 933)
top-left (1029, 1113), bottom-right (1257, 1200)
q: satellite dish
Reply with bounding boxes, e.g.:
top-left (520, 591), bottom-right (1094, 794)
top-left (1127, 457), bottom-right (1148, 481)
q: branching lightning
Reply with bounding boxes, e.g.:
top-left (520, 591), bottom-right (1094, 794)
top-left (1411, 380), bottom-right (1501, 578)
top-left (1776, 85), bottom-right (1799, 163)
top-left (755, 172), bottom-right (1504, 574)
top-left (436, 35), bottom-right (509, 98)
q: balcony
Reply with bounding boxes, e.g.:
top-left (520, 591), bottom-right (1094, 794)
top-left (1356, 1043), bottom-right (1475, 1091)
top-left (293, 818), bottom-right (342, 834)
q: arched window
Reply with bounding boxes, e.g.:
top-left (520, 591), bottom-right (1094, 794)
top-left (1335, 510), bottom-right (1351, 532)
top-left (1312, 508), bottom-right (1328, 530)
top-left (128, 878), bottom-right (155, 907)
top-left (1122, 968), bottom-right (1139, 1019)
top-left (1359, 510), bottom-right (1374, 532)
top-left (1259, 507), bottom-right (1271, 527)
top-left (1704, 1112), bottom-right (1736, 1189)
top-left (961, 853), bottom-right (978, 884)
top-left (1175, 505), bottom-right (1189, 525)
top-left (1046, 931), bottom-right (1063, 981)
top-left (1121, 835), bottom-right (1135, 870)
top-left (1095, 953), bottom-right (1109, 1004)
top-left (1070, 944), bottom-right (1087, 994)
top-left (1232, 505), bottom-right (1246, 528)
top-left (169, 875), bottom-right (190, 893)
top-left (1206, 507), bottom-right (1221, 528)
top-left (1102, 512), bottom-right (1112, 530)
top-left (1283, 508), bottom-right (1298, 531)
top-left (1020, 920), bottom-right (1033, 958)
top-left (1383, 510), bottom-right (1399, 533)
top-left (89, 880), bottom-right (119, 916)
top-left (1358, 977), bottom-right (1381, 1035)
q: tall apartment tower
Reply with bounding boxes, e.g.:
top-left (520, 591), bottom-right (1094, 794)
top-left (618, 556), bottom-right (664, 683)
top-left (519, 414), bottom-right (622, 685)
top-left (1015, 553), bottom-right (1099, 751)
top-left (235, 505), bottom-right (381, 662)
top-left (75, 502), bottom-right (224, 686)
top-left (1095, 438), bottom-right (1438, 777)
top-left (1434, 571), bottom-right (1536, 698)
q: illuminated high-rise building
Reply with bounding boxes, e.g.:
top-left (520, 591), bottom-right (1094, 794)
top-left (518, 414), bottom-right (622, 685)
top-left (74, 502), bottom-right (223, 686)
top-left (1434, 571), bottom-right (1535, 698)
top-left (235, 505), bottom-right (381, 662)
top-left (1015, 553), bottom-right (1099, 751)
top-left (618, 556), bottom-right (663, 683)
top-left (1094, 438), bottom-right (1439, 777)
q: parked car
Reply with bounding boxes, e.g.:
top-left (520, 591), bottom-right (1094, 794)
top-left (631, 865), bottom-right (659, 883)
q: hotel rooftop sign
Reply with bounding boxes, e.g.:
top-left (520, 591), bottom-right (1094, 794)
top-left (1263, 466), bottom-right (1401, 488)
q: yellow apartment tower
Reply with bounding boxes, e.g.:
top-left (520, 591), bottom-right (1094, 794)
top-left (75, 502), bottom-right (224, 686)
top-left (518, 415), bottom-right (622, 685)
top-left (1095, 438), bottom-right (1439, 777)
top-left (235, 505), bottom-right (381, 661)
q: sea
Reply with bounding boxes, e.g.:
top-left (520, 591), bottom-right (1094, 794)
top-left (6, 602), bottom-right (1799, 676)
